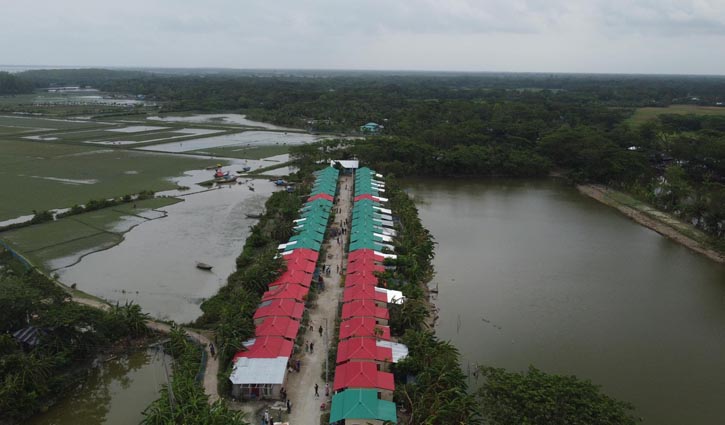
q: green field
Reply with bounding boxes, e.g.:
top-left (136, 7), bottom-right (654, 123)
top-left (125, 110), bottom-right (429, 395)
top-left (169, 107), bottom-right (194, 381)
top-left (190, 144), bottom-right (291, 159)
top-left (0, 197), bottom-right (180, 269)
top-left (0, 139), bottom-right (217, 220)
top-left (627, 105), bottom-right (725, 126)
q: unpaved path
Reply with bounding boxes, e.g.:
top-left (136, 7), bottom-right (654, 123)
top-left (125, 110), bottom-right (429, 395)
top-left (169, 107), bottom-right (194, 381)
top-left (578, 184), bottom-right (724, 263)
top-left (72, 296), bottom-right (221, 403)
top-left (286, 174), bottom-right (353, 424)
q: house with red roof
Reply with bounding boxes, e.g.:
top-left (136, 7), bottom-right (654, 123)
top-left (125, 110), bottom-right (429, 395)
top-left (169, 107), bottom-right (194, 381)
top-left (343, 285), bottom-right (387, 307)
top-left (339, 317), bottom-right (391, 341)
top-left (253, 299), bottom-right (305, 324)
top-left (262, 283), bottom-right (309, 302)
top-left (254, 316), bottom-right (301, 341)
top-left (336, 338), bottom-right (394, 368)
top-left (333, 361), bottom-right (395, 400)
top-left (341, 300), bottom-right (389, 325)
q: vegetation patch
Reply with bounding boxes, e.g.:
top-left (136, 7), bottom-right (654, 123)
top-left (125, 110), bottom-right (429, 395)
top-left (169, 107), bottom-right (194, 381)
top-left (0, 139), bottom-right (209, 220)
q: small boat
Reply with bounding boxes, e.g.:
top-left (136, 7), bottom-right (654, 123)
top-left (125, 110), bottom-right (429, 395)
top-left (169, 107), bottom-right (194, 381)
top-left (248, 185), bottom-right (255, 191)
top-left (245, 212), bottom-right (264, 219)
top-left (196, 262), bottom-right (213, 271)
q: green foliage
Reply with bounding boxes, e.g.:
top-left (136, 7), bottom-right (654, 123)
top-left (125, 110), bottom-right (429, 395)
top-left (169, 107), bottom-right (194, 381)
top-left (393, 331), bottom-right (478, 425)
top-left (477, 366), bottom-right (637, 425)
top-left (141, 325), bottom-right (248, 425)
top-left (0, 71), bottom-right (33, 95)
top-left (0, 258), bottom-right (146, 422)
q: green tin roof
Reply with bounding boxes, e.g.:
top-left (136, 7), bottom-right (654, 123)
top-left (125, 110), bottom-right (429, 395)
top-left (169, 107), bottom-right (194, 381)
top-left (329, 389), bottom-right (397, 423)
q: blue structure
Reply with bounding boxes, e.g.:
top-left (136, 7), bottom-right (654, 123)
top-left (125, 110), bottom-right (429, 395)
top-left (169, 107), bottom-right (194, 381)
top-left (359, 122), bottom-right (383, 133)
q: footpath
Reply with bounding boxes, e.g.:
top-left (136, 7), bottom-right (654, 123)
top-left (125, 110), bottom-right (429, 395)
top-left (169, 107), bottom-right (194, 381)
top-left (286, 174), bottom-right (353, 424)
top-left (72, 296), bottom-right (221, 403)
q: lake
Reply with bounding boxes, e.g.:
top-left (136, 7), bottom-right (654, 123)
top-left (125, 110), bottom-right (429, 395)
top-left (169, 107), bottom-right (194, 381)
top-left (405, 178), bottom-right (725, 425)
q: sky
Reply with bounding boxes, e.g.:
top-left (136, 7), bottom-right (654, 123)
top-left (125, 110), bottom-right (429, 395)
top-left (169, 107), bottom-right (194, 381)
top-left (1, 0), bottom-right (724, 75)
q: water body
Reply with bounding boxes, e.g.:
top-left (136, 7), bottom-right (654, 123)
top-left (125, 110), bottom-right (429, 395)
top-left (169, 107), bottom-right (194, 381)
top-left (27, 348), bottom-right (169, 425)
top-left (147, 113), bottom-right (297, 131)
top-left (58, 180), bottom-right (279, 323)
top-left (138, 130), bottom-right (322, 153)
top-left (406, 178), bottom-right (725, 425)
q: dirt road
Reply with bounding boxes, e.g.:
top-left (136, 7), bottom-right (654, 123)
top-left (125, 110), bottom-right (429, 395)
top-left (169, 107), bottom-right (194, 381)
top-left (286, 174), bottom-right (352, 424)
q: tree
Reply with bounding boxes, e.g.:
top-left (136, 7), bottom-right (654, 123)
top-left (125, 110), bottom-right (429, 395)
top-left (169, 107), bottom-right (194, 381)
top-left (477, 366), bottom-right (637, 425)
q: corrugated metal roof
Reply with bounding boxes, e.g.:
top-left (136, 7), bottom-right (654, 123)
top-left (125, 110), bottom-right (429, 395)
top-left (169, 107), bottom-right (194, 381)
top-left (377, 340), bottom-right (409, 363)
top-left (229, 356), bottom-right (288, 385)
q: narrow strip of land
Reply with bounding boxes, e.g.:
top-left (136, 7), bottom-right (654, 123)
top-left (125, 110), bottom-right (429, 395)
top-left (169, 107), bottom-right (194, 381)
top-left (578, 184), bottom-right (724, 263)
top-left (286, 174), bottom-right (353, 424)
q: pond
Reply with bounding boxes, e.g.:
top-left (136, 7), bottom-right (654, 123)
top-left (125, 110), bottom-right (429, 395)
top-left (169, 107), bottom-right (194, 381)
top-left (405, 178), bottom-right (725, 425)
top-left (27, 348), bottom-right (170, 425)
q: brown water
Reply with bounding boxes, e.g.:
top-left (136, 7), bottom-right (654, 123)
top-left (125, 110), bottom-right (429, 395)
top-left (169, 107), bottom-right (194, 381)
top-left (58, 180), bottom-right (279, 323)
top-left (27, 348), bottom-right (169, 425)
top-left (405, 178), bottom-right (725, 425)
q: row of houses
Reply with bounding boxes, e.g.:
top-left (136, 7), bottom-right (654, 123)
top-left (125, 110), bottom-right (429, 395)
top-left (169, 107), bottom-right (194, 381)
top-left (330, 167), bottom-right (407, 425)
top-left (229, 167), bottom-right (340, 400)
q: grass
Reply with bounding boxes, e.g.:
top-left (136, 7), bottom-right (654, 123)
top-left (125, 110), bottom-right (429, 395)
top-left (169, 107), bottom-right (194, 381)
top-left (627, 105), bottom-right (725, 126)
top-left (0, 114), bottom-right (109, 130)
top-left (0, 139), bottom-right (216, 221)
top-left (603, 190), bottom-right (711, 244)
top-left (0, 197), bottom-right (180, 270)
top-left (190, 144), bottom-right (291, 159)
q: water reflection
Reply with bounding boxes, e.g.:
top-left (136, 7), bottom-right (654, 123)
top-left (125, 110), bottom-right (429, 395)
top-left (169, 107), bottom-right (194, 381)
top-left (27, 348), bottom-right (169, 425)
top-left (406, 178), bottom-right (725, 425)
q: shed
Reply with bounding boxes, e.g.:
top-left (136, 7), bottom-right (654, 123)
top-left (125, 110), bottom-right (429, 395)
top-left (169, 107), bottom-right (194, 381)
top-left (229, 356), bottom-right (289, 400)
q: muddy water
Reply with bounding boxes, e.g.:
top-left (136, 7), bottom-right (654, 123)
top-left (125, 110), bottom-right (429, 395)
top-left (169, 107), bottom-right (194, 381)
top-left (27, 348), bottom-right (169, 425)
top-left (406, 178), bottom-right (725, 425)
top-left (58, 180), bottom-right (280, 323)
top-left (138, 130), bottom-right (322, 153)
top-left (147, 113), bottom-right (298, 131)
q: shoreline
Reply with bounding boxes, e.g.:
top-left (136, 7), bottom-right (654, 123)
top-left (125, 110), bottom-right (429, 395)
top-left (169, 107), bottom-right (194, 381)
top-left (577, 184), bottom-right (724, 264)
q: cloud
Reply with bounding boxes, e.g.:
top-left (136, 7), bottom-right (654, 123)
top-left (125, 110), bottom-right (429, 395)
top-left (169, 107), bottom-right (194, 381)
top-left (0, 0), bottom-right (724, 73)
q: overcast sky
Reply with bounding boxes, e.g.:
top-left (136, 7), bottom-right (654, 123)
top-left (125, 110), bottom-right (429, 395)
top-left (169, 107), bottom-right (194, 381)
top-left (1, 0), bottom-right (724, 74)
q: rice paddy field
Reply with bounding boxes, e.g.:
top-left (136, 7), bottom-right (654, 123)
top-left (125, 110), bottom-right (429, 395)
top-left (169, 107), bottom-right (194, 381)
top-left (0, 138), bottom-right (213, 220)
top-left (0, 108), bottom-right (314, 273)
top-left (1, 197), bottom-right (180, 270)
top-left (627, 104), bottom-right (725, 126)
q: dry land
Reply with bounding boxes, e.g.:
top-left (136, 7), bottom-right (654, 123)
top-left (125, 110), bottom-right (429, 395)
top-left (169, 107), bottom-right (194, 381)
top-left (627, 104), bottom-right (725, 126)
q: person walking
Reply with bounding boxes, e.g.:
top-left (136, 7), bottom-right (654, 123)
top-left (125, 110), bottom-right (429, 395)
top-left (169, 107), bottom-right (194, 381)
top-left (314, 383), bottom-right (319, 397)
top-left (286, 399), bottom-right (291, 413)
top-left (305, 340), bottom-right (310, 352)
top-left (325, 382), bottom-right (330, 397)
top-left (310, 341), bottom-right (314, 352)
top-left (209, 343), bottom-right (216, 358)
top-left (319, 325), bottom-right (323, 337)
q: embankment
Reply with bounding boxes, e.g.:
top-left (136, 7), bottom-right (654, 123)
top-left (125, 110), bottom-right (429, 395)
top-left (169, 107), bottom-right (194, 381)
top-left (577, 184), bottom-right (724, 264)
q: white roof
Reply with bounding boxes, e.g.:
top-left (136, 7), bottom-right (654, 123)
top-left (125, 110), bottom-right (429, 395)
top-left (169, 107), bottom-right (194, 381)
top-left (278, 241), bottom-right (297, 250)
top-left (373, 206), bottom-right (392, 214)
top-left (375, 173), bottom-right (384, 178)
top-left (374, 251), bottom-right (397, 259)
top-left (375, 287), bottom-right (405, 304)
top-left (377, 341), bottom-right (408, 362)
top-left (230, 356), bottom-right (288, 385)
top-left (374, 233), bottom-right (394, 242)
top-left (331, 160), bottom-right (359, 169)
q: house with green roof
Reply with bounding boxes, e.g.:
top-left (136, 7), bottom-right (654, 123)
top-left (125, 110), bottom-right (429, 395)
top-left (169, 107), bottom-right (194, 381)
top-left (330, 389), bottom-right (397, 425)
top-left (359, 122), bottom-right (383, 134)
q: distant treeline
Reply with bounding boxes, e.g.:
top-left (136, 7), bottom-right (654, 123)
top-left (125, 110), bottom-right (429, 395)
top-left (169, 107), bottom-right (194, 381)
top-left (0, 71), bottom-right (34, 95)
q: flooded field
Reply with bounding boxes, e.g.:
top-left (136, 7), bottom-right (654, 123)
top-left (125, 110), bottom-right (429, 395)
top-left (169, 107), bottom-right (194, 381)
top-left (26, 348), bottom-right (169, 425)
top-left (57, 180), bottom-right (279, 323)
top-left (147, 113), bottom-right (297, 130)
top-left (138, 130), bottom-right (322, 153)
